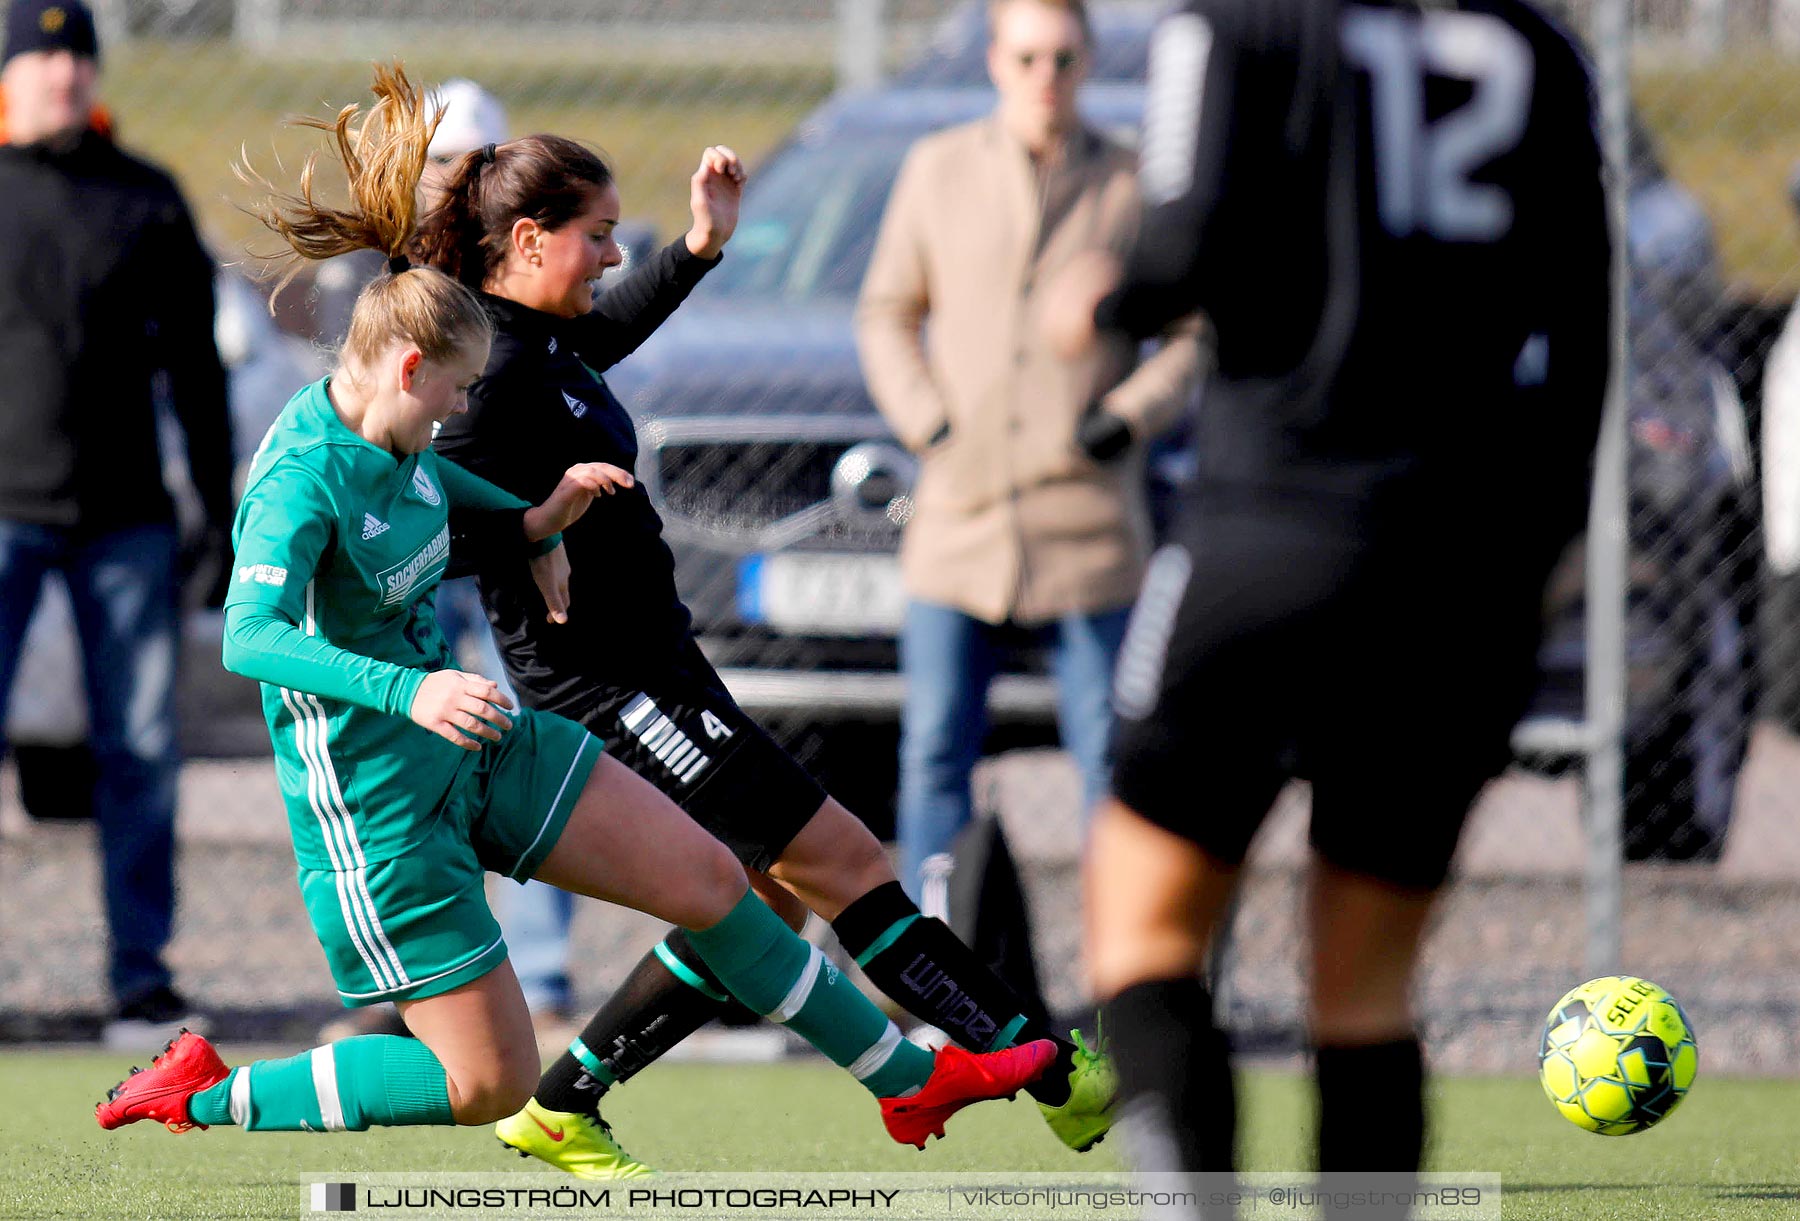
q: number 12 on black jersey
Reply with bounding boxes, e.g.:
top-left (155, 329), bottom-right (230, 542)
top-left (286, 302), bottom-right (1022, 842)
top-left (1342, 8), bottom-right (1534, 242)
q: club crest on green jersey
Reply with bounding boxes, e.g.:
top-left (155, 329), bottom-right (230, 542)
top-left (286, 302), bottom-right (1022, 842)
top-left (411, 465), bottom-right (441, 506)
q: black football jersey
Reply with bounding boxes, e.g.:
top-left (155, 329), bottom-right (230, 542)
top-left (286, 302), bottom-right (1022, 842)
top-left (1103, 0), bottom-right (1609, 544)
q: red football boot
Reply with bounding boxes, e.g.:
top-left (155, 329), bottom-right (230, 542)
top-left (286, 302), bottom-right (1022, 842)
top-left (880, 1037), bottom-right (1057, 1149)
top-left (96, 1029), bottom-right (230, 1133)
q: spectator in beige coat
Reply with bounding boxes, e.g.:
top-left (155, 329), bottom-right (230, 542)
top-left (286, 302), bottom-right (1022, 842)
top-left (856, 0), bottom-right (1202, 902)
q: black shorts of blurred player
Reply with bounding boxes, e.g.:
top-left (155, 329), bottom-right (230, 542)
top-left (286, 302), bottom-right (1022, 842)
top-left (1087, 493), bottom-right (1553, 1172)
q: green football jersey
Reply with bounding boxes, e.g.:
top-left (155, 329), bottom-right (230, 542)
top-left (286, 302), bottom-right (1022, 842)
top-left (225, 377), bottom-right (549, 869)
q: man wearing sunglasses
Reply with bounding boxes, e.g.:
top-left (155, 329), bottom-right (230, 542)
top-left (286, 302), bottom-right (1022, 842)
top-left (858, 0), bottom-right (1202, 941)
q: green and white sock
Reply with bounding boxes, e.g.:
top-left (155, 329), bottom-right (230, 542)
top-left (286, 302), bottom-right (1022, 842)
top-left (188, 1035), bottom-right (454, 1131)
top-left (685, 889), bottom-right (933, 1098)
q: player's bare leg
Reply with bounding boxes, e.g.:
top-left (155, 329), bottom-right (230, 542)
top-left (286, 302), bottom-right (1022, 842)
top-left (763, 797), bottom-right (896, 921)
top-left (1086, 798), bottom-right (1238, 995)
top-left (1307, 859), bottom-right (1436, 1045)
top-left (396, 963), bottom-right (539, 1124)
top-left (1086, 797), bottom-right (1241, 1175)
top-left (749, 868), bottom-right (812, 928)
top-left (535, 754), bottom-right (749, 926)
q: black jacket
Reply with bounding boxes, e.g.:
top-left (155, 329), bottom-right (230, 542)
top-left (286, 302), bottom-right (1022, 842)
top-left (433, 238), bottom-right (719, 710)
top-left (0, 131), bottom-right (232, 531)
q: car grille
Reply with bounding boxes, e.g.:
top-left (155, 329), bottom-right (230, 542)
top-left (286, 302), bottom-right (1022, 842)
top-left (657, 439), bottom-right (846, 528)
top-left (641, 418), bottom-right (905, 549)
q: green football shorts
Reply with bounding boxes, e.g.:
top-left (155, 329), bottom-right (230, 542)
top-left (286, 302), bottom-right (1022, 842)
top-left (297, 707), bottom-right (602, 1007)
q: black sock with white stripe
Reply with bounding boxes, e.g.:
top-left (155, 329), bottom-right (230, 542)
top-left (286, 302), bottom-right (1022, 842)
top-left (534, 930), bottom-right (755, 1118)
top-left (831, 881), bottom-right (1076, 1105)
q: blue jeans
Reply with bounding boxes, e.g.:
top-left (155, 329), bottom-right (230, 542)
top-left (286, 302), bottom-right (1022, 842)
top-left (897, 599), bottom-right (1132, 901)
top-left (438, 577), bottom-right (574, 1012)
top-left (0, 520), bottom-right (179, 1005)
top-left (499, 880), bottom-right (575, 1013)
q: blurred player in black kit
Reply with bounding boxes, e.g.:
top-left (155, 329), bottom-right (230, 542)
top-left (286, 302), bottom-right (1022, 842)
top-left (1045, 0), bottom-right (1610, 1213)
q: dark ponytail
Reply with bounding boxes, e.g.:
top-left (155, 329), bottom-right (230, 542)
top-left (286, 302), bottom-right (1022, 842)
top-left (415, 134), bottom-right (615, 290)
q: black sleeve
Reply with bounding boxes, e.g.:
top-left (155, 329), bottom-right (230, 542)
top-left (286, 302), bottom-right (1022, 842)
top-left (565, 237), bottom-right (720, 372)
top-left (1097, 0), bottom-right (1240, 340)
top-left (433, 373), bottom-right (547, 576)
top-left (158, 184), bottom-right (236, 528)
top-left (444, 507), bottom-right (532, 579)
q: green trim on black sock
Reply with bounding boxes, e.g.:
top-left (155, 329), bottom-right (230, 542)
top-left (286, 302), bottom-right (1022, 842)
top-left (534, 934), bottom-right (738, 1118)
top-left (656, 940), bottom-right (730, 1003)
top-left (567, 1037), bottom-right (618, 1087)
top-left (854, 914), bottom-right (920, 968)
top-left (833, 882), bottom-right (1070, 1101)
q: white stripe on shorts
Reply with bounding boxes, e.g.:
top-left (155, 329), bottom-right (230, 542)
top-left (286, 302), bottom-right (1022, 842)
top-left (510, 732), bottom-right (596, 880)
top-left (279, 686), bottom-right (395, 993)
top-left (300, 691), bottom-right (409, 987)
top-left (1113, 544), bottom-right (1193, 721)
top-left (333, 931), bottom-right (506, 1000)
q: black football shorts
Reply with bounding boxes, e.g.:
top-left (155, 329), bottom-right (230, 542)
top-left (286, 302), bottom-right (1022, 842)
top-left (567, 639), bottom-right (827, 872)
top-left (1109, 498), bottom-right (1548, 891)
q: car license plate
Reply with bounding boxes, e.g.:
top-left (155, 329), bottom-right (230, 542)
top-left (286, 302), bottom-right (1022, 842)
top-left (738, 553), bottom-right (905, 636)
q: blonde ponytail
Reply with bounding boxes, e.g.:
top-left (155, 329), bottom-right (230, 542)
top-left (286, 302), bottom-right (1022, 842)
top-left (237, 61), bottom-right (492, 366)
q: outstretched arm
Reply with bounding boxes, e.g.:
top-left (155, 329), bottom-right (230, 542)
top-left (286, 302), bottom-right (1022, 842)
top-left (440, 454), bottom-right (634, 624)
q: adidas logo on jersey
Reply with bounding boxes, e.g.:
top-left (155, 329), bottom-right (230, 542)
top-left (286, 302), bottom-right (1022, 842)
top-left (361, 513), bottom-right (390, 540)
top-left (562, 391), bottom-right (589, 419)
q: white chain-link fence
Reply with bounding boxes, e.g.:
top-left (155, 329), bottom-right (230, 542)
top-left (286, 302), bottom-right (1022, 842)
top-left (4, 0), bottom-right (1800, 1074)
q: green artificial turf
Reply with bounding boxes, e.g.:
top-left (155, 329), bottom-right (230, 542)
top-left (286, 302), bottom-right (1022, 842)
top-left (1, 1048), bottom-right (1792, 1219)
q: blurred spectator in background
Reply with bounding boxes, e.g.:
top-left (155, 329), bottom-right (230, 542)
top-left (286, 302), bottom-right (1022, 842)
top-left (1618, 119), bottom-right (1754, 859)
top-left (1758, 164), bottom-right (1800, 742)
top-left (313, 77), bottom-right (581, 1050)
top-left (856, 0), bottom-right (1202, 910)
top-left (0, 0), bottom-right (232, 1048)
